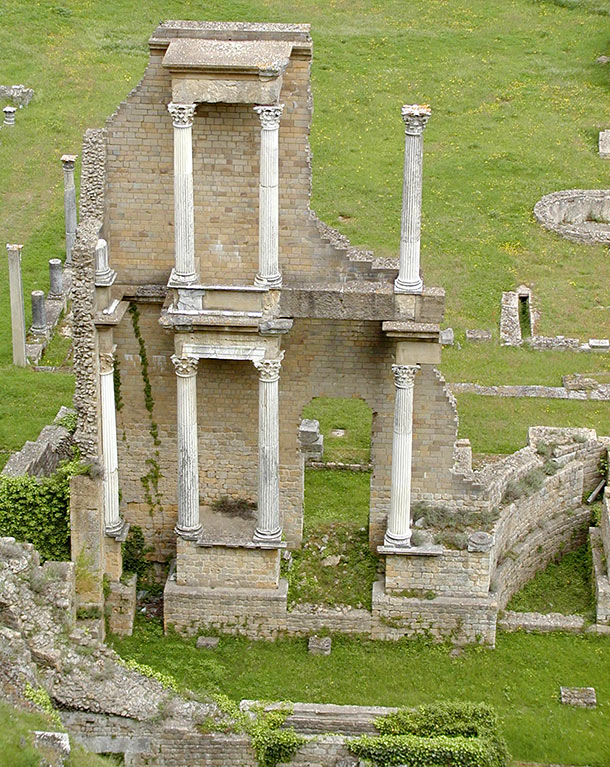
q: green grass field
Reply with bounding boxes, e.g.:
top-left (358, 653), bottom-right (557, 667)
top-left (112, 620), bottom-right (610, 767)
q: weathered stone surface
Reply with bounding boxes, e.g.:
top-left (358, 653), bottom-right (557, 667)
top-left (560, 686), bottom-right (597, 707)
top-left (534, 189), bottom-right (610, 244)
top-left (498, 611), bottom-right (585, 633)
top-left (196, 636), bottom-right (220, 649)
top-left (308, 635), bottom-right (332, 655)
top-left (600, 130), bottom-right (610, 157)
top-left (0, 84), bottom-right (33, 107)
top-left (32, 731), bottom-right (70, 766)
top-left (466, 329), bottom-right (492, 343)
top-left (439, 327), bottom-right (454, 345)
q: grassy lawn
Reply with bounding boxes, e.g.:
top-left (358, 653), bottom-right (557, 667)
top-left (302, 397), bottom-right (372, 464)
top-left (506, 541), bottom-right (596, 618)
top-left (456, 394), bottom-right (610, 454)
top-left (112, 620), bottom-right (610, 767)
top-left (287, 469), bottom-right (378, 608)
top-left (0, 700), bottom-right (116, 767)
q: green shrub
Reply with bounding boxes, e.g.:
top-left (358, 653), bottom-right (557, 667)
top-left (375, 701), bottom-right (499, 738)
top-left (0, 458), bottom-right (86, 562)
top-left (122, 525), bottom-right (153, 581)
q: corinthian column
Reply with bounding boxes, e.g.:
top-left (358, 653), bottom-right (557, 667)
top-left (61, 154), bottom-right (77, 266)
top-left (253, 104), bottom-right (284, 289)
top-left (171, 354), bottom-right (201, 540)
top-left (167, 103), bottom-right (197, 285)
top-left (384, 364), bottom-right (420, 548)
top-left (100, 350), bottom-right (123, 536)
top-left (394, 105), bottom-right (430, 294)
top-left (253, 352), bottom-right (284, 542)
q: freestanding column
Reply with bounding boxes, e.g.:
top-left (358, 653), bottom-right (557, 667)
top-left (61, 154), bottom-right (77, 266)
top-left (6, 243), bottom-right (26, 367)
top-left (3, 106), bottom-right (16, 126)
top-left (253, 352), bottom-right (284, 542)
top-left (30, 290), bottom-right (47, 335)
top-left (253, 104), bottom-right (284, 289)
top-left (171, 354), bottom-right (202, 540)
top-left (100, 351), bottom-right (123, 536)
top-left (48, 258), bottom-right (63, 299)
top-left (167, 103), bottom-right (197, 285)
top-left (394, 105), bottom-right (431, 294)
top-left (384, 364), bottom-right (420, 548)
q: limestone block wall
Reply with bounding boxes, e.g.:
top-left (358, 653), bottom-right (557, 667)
top-left (175, 539), bottom-right (280, 589)
top-left (103, 36), bottom-right (359, 288)
top-left (384, 549), bottom-right (491, 599)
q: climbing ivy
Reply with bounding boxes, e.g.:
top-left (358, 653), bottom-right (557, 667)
top-left (128, 301), bottom-right (163, 515)
top-left (0, 457), bottom-right (87, 562)
top-left (113, 355), bottom-right (124, 412)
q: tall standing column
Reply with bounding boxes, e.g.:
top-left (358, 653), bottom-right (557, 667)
top-left (61, 154), bottom-right (77, 266)
top-left (100, 351), bottom-right (123, 536)
top-left (253, 352), bottom-right (284, 542)
top-left (167, 103), bottom-right (197, 285)
top-left (254, 104), bottom-right (284, 289)
top-left (6, 243), bottom-right (26, 367)
top-left (171, 354), bottom-right (202, 540)
top-left (394, 105), bottom-right (431, 294)
top-left (384, 364), bottom-right (420, 548)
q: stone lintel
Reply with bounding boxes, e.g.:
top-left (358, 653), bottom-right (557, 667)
top-left (195, 539), bottom-right (287, 550)
top-left (163, 38), bottom-right (293, 75)
top-left (377, 544), bottom-right (443, 556)
top-left (395, 340), bottom-right (441, 365)
top-left (150, 20), bottom-right (312, 46)
top-left (383, 320), bottom-right (440, 338)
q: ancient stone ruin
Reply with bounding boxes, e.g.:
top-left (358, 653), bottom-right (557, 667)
top-left (66, 20), bottom-right (610, 647)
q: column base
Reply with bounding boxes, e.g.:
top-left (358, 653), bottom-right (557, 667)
top-left (394, 276), bottom-right (423, 294)
top-left (168, 267), bottom-right (199, 287)
top-left (254, 272), bottom-right (282, 289)
top-left (105, 518), bottom-right (129, 541)
top-left (175, 523), bottom-right (203, 541)
top-left (253, 526), bottom-right (282, 544)
top-left (383, 530), bottom-right (412, 549)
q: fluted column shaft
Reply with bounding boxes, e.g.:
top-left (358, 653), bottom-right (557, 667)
top-left (385, 364), bottom-right (420, 547)
top-left (100, 351), bottom-right (122, 535)
top-left (168, 103), bottom-right (197, 284)
top-left (6, 243), bottom-right (26, 367)
top-left (172, 354), bottom-right (201, 539)
top-left (61, 155), bottom-right (77, 266)
top-left (395, 105), bottom-right (430, 294)
top-left (254, 105), bottom-right (284, 289)
top-left (253, 353), bottom-right (284, 541)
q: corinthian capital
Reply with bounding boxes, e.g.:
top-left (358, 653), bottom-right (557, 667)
top-left (61, 154), bottom-right (77, 171)
top-left (254, 104), bottom-right (284, 131)
top-left (401, 104), bottom-right (431, 136)
top-left (392, 363), bottom-right (420, 389)
top-left (171, 354), bottom-right (199, 378)
top-left (99, 351), bottom-right (115, 375)
top-left (254, 351), bottom-right (285, 382)
top-left (168, 102), bottom-right (196, 128)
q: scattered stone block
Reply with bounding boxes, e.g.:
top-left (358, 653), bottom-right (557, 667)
top-left (560, 686), bottom-right (597, 708)
top-left (331, 428), bottom-right (346, 437)
top-left (196, 636), bottom-right (220, 649)
top-left (588, 338), bottom-right (609, 349)
top-left (439, 327), bottom-right (454, 346)
top-left (467, 531), bottom-right (493, 553)
top-left (466, 329), bottom-right (492, 343)
top-left (596, 55), bottom-right (610, 64)
top-left (322, 554), bottom-right (341, 567)
top-left (600, 131), bottom-right (610, 158)
top-left (33, 731), bottom-right (70, 766)
top-left (308, 635), bottom-right (332, 655)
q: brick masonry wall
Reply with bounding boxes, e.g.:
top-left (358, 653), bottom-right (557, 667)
top-left (385, 549), bottom-right (491, 599)
top-left (176, 539), bottom-right (280, 589)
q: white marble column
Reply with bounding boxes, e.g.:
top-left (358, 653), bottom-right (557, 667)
top-left (394, 105), bottom-right (431, 294)
top-left (100, 351), bottom-right (122, 536)
top-left (171, 354), bottom-right (202, 540)
top-left (253, 352), bottom-right (284, 542)
top-left (6, 243), bottom-right (26, 367)
top-left (254, 104), bottom-right (284, 289)
top-left (61, 154), bottom-right (77, 266)
top-left (167, 103), bottom-right (197, 285)
top-left (384, 364), bottom-right (420, 548)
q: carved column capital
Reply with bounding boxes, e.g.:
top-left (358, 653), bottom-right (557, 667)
top-left (254, 351), bottom-right (284, 382)
top-left (99, 351), bottom-right (115, 375)
top-left (401, 104), bottom-right (431, 136)
top-left (254, 104), bottom-right (284, 130)
top-left (61, 154), bottom-right (77, 171)
top-left (168, 102), bottom-right (196, 128)
top-left (171, 353), bottom-right (199, 378)
top-left (392, 363), bottom-right (420, 389)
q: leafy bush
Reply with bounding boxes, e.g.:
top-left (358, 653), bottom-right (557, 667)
top-left (122, 525), bottom-right (153, 581)
top-left (348, 701), bottom-right (509, 767)
top-left (0, 458), bottom-right (86, 562)
top-left (501, 468), bottom-right (546, 505)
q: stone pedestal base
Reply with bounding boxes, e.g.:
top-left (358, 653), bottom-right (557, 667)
top-left (106, 574), bottom-right (137, 637)
top-left (371, 581), bottom-right (497, 646)
top-left (164, 577), bottom-right (288, 639)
